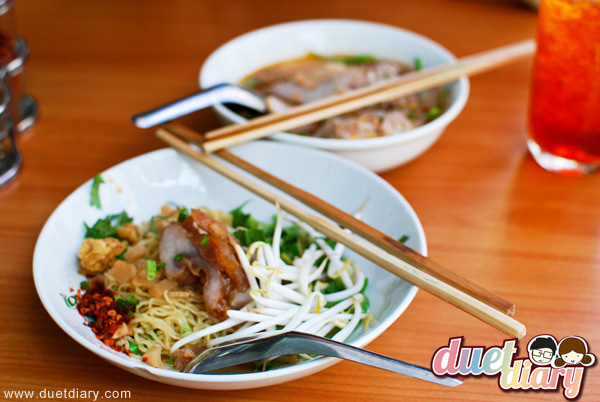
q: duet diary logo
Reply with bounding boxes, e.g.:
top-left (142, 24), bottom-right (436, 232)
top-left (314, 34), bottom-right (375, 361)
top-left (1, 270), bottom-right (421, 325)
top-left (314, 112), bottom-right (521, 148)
top-left (430, 335), bottom-right (595, 400)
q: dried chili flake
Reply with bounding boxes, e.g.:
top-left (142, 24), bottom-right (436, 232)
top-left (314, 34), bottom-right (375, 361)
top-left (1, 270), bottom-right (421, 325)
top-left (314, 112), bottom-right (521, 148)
top-left (75, 280), bottom-right (136, 353)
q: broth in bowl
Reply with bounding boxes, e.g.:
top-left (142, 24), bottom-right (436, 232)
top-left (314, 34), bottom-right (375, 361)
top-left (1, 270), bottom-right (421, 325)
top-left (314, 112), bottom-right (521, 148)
top-left (200, 19), bottom-right (469, 172)
top-left (239, 53), bottom-right (449, 139)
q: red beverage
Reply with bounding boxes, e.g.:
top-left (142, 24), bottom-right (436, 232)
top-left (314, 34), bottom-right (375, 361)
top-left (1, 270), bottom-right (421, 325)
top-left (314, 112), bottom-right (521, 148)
top-left (528, 0), bottom-right (600, 175)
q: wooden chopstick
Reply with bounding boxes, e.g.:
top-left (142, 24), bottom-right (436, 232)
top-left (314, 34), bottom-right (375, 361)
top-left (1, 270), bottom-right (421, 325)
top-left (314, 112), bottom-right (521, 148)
top-left (200, 39), bottom-right (535, 153)
top-left (156, 125), bottom-right (526, 339)
top-left (166, 121), bottom-right (515, 316)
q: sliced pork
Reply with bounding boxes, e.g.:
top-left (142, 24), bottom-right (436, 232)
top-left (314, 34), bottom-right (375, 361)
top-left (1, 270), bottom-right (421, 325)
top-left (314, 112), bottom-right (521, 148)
top-left (159, 223), bottom-right (204, 286)
top-left (158, 210), bottom-right (250, 319)
top-left (181, 208), bottom-right (249, 293)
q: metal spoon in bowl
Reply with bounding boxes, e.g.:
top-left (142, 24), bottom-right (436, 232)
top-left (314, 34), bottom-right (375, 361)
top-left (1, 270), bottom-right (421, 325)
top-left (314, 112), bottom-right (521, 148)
top-left (131, 83), bottom-right (290, 129)
top-left (183, 331), bottom-right (462, 387)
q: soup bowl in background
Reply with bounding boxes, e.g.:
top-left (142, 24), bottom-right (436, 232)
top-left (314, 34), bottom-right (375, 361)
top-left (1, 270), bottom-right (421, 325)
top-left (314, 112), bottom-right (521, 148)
top-left (200, 19), bottom-right (469, 172)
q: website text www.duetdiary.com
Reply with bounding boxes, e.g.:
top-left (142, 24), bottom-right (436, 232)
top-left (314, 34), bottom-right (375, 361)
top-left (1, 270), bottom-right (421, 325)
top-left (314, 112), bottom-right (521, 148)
top-left (3, 388), bottom-right (131, 401)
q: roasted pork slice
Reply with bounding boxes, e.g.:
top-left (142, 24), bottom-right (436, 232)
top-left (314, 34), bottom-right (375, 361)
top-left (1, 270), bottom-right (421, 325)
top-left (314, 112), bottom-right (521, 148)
top-left (182, 209), bottom-right (249, 293)
top-left (159, 223), bottom-right (205, 286)
top-left (159, 210), bottom-right (250, 319)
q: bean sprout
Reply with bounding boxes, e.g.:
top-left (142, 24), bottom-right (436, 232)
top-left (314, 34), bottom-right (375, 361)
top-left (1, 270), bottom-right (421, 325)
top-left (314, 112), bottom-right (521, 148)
top-left (172, 207), bottom-right (370, 355)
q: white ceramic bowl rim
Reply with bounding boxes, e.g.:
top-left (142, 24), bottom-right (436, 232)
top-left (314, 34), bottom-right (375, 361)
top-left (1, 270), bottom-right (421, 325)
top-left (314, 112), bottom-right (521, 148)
top-left (200, 18), bottom-right (469, 151)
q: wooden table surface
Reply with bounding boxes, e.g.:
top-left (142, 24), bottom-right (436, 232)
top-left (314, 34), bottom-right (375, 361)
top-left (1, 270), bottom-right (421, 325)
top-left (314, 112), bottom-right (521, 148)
top-left (2, 0), bottom-right (598, 401)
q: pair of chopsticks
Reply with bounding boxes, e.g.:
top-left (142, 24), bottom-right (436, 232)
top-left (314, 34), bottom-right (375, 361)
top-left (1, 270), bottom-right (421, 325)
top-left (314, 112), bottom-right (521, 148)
top-left (144, 39), bottom-right (535, 338)
top-left (198, 39), bottom-right (536, 153)
top-left (157, 122), bottom-right (526, 339)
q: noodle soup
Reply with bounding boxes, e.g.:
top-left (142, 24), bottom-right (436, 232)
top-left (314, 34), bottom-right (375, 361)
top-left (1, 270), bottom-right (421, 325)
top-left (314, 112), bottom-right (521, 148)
top-left (239, 53), bottom-right (449, 139)
top-left (73, 204), bottom-right (370, 371)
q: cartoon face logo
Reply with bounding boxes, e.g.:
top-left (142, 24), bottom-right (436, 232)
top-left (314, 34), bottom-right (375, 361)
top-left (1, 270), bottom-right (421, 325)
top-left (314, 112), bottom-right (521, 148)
top-left (553, 336), bottom-right (596, 368)
top-left (561, 350), bottom-right (584, 365)
top-left (527, 335), bottom-right (557, 365)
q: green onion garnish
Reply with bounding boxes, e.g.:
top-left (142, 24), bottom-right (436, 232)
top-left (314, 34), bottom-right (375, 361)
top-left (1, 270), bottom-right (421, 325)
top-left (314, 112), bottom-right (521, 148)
top-left (309, 52), bottom-right (377, 65)
top-left (414, 57), bottom-right (424, 71)
top-left (80, 281), bottom-right (89, 291)
top-left (146, 260), bottom-right (158, 280)
top-left (180, 326), bottom-right (192, 335)
top-left (150, 216), bottom-right (157, 234)
top-left (426, 106), bottom-right (441, 121)
top-left (200, 236), bottom-right (209, 246)
top-left (174, 254), bottom-right (183, 262)
top-left (90, 174), bottom-right (104, 209)
top-left (128, 342), bottom-right (139, 355)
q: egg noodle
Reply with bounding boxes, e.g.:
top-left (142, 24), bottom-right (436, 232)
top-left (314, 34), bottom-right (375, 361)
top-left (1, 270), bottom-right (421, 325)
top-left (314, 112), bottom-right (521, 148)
top-left (102, 274), bottom-right (225, 361)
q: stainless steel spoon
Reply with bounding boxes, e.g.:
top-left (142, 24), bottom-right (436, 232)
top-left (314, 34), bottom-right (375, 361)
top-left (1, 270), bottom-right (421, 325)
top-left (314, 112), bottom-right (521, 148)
top-left (132, 83), bottom-right (283, 129)
top-left (183, 331), bottom-right (462, 387)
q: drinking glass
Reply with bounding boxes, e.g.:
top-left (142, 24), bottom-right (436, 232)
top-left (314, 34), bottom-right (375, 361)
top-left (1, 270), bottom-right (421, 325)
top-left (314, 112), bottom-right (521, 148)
top-left (527, 0), bottom-right (600, 176)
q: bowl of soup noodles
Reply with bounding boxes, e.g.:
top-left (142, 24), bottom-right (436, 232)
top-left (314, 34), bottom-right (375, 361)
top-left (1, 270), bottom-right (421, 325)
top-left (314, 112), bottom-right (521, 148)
top-left (200, 19), bottom-right (469, 172)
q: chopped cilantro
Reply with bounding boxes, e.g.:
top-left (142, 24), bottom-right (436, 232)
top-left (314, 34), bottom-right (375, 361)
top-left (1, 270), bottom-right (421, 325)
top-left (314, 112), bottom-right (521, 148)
top-left (230, 202), bottom-right (259, 229)
top-left (233, 228), bottom-right (267, 247)
top-left (84, 211), bottom-right (133, 239)
top-left (90, 174), bottom-right (104, 209)
top-left (174, 254), bottom-right (183, 262)
top-left (322, 278), bottom-right (346, 294)
top-left (325, 299), bottom-right (343, 308)
top-left (398, 234), bottom-right (410, 243)
top-left (279, 225), bottom-right (312, 262)
top-left (230, 203), bottom-right (312, 260)
top-left (200, 236), bottom-right (209, 246)
top-left (177, 207), bottom-right (189, 222)
top-left (360, 295), bottom-right (370, 312)
top-left (115, 295), bottom-right (139, 311)
top-left (166, 202), bottom-right (189, 222)
top-left (116, 247), bottom-right (127, 261)
top-left (80, 281), bottom-right (89, 291)
top-left (360, 277), bottom-right (369, 294)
